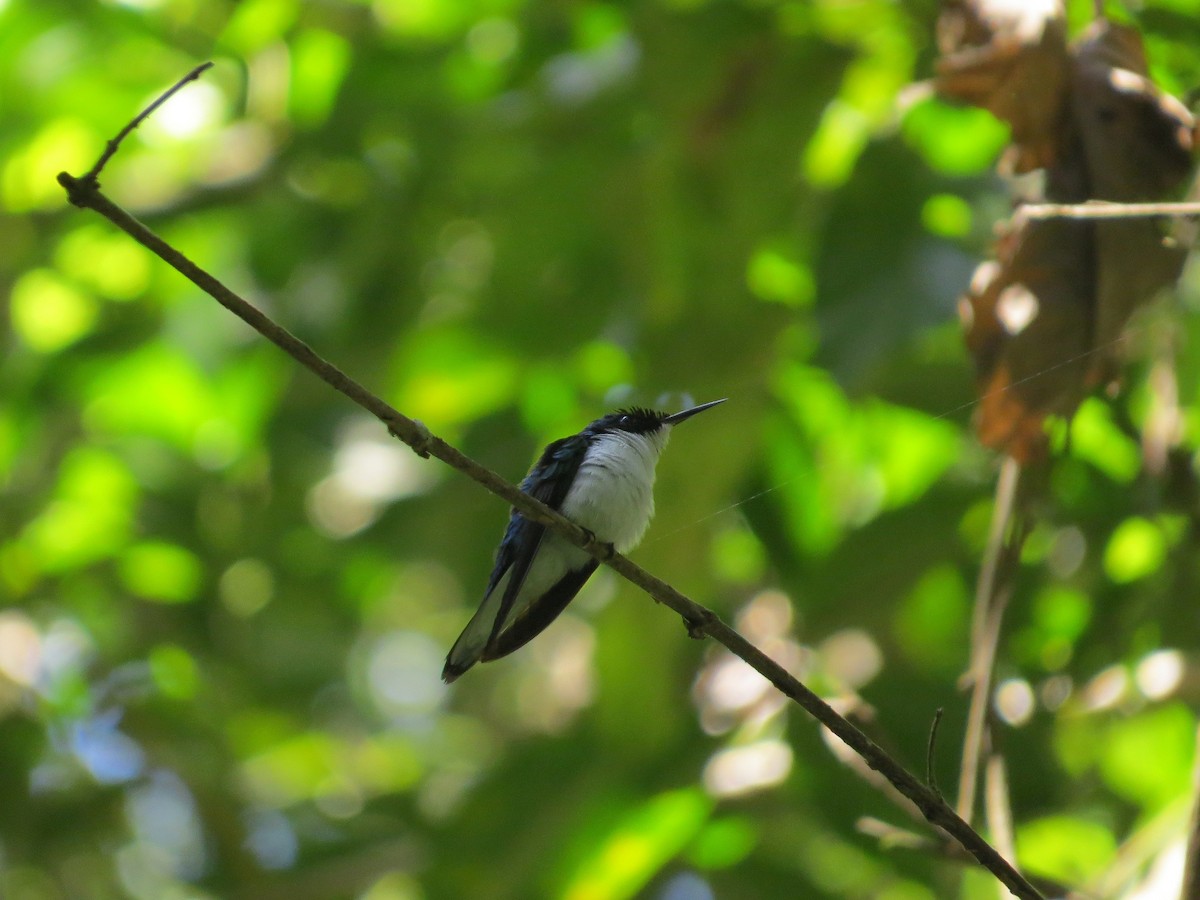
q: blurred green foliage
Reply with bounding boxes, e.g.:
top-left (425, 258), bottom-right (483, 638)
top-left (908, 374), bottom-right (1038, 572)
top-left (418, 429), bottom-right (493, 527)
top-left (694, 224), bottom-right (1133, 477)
top-left (2, 0), bottom-right (1200, 898)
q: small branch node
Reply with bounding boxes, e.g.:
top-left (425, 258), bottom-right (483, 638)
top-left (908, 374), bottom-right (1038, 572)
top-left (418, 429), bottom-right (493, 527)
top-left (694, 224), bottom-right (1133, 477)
top-left (407, 419), bottom-right (433, 458)
top-left (684, 608), bottom-right (716, 639)
top-left (57, 172), bottom-right (93, 207)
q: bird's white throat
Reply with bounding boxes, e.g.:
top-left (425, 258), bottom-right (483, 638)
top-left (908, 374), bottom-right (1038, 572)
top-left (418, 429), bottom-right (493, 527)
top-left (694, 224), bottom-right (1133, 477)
top-left (559, 427), bottom-right (672, 553)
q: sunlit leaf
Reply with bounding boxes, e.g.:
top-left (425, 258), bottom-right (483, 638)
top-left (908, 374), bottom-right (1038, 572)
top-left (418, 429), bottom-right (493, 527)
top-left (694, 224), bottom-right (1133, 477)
top-left (10, 268), bottom-right (97, 352)
top-left (1099, 704), bottom-right (1196, 808)
top-left (119, 541), bottom-right (203, 603)
top-left (22, 447), bottom-right (138, 571)
top-left (685, 816), bottom-right (757, 870)
top-left (1016, 815), bottom-right (1115, 884)
top-left (393, 328), bottom-right (518, 431)
top-left (902, 99), bottom-right (1009, 175)
top-left (1070, 399), bottom-right (1140, 483)
top-left (290, 29), bottom-right (350, 127)
top-left (894, 564), bottom-right (970, 673)
top-left (55, 224), bottom-right (153, 301)
top-left (561, 788), bottom-right (712, 900)
top-left (1104, 516), bottom-right (1167, 583)
top-left (82, 342), bottom-right (215, 451)
top-left (149, 644), bottom-right (199, 698)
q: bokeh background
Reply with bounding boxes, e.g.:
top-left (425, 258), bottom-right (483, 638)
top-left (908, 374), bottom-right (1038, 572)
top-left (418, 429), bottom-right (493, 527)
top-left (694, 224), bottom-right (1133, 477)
top-left (3, 0), bottom-right (1200, 897)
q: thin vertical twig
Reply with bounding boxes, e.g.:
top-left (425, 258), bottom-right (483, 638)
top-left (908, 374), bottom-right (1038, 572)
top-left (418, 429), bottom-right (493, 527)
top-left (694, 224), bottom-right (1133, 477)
top-left (958, 456), bottom-right (1027, 823)
top-left (1180, 723), bottom-right (1200, 899)
top-left (986, 753), bottom-right (1017, 874)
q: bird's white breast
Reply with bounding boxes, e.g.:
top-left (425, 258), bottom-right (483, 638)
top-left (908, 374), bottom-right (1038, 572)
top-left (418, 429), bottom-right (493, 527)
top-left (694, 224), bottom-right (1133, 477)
top-left (559, 428), bottom-right (671, 553)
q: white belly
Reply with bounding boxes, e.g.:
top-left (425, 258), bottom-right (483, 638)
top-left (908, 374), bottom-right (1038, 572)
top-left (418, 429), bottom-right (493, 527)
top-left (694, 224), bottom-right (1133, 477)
top-left (559, 429), bottom-right (669, 552)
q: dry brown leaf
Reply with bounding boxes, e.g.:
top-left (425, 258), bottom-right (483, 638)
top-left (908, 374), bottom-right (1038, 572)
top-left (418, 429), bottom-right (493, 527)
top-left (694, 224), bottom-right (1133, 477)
top-left (936, 6), bottom-right (1197, 461)
top-left (935, 0), bottom-right (1070, 173)
top-left (1070, 20), bottom-right (1195, 369)
top-left (960, 219), bottom-right (1093, 462)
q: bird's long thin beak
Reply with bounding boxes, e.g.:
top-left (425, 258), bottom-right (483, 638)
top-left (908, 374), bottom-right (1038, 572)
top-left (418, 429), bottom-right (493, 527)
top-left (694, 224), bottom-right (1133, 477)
top-left (663, 398), bottom-right (727, 426)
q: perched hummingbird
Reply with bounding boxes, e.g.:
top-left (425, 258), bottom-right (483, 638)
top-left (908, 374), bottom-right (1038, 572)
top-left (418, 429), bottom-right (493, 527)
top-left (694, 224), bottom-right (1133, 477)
top-left (442, 398), bottom-right (726, 682)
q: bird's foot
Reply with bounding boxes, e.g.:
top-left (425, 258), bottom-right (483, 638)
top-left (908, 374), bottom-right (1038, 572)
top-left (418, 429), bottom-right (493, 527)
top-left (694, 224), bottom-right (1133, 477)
top-left (580, 527), bottom-right (616, 561)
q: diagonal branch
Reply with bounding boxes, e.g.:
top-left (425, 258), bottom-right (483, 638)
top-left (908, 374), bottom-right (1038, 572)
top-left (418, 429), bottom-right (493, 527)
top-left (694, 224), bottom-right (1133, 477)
top-left (56, 67), bottom-right (1045, 900)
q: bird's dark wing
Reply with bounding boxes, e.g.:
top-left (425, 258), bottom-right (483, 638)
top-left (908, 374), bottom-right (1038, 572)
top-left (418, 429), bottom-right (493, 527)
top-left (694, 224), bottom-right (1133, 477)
top-left (485, 435), bottom-right (584, 646)
top-left (482, 559), bottom-right (599, 661)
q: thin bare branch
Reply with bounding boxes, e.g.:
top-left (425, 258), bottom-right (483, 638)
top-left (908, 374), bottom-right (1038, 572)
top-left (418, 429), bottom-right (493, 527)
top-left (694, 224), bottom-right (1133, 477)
top-left (56, 68), bottom-right (1046, 900)
top-left (986, 753), bottom-right (1017, 896)
top-left (928, 707), bottom-right (945, 801)
top-left (1180, 722), bottom-right (1200, 899)
top-left (81, 61), bottom-right (213, 187)
top-left (1018, 200), bottom-right (1200, 223)
top-left (958, 456), bottom-right (1026, 823)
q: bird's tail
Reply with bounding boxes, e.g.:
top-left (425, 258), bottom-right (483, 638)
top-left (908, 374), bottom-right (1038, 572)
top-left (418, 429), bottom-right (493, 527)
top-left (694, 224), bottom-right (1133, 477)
top-left (442, 587), bottom-right (502, 682)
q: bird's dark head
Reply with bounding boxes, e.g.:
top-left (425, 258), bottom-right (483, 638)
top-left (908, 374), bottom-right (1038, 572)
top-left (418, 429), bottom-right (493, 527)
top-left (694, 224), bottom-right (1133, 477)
top-left (592, 398), bottom-right (727, 436)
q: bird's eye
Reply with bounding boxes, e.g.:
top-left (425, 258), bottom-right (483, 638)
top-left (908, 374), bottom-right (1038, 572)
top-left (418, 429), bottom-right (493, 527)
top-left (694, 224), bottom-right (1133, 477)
top-left (620, 415), bottom-right (630, 425)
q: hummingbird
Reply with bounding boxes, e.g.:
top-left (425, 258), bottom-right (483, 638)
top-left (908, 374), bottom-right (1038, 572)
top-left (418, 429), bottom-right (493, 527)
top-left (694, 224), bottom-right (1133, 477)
top-left (442, 398), bottom-right (727, 682)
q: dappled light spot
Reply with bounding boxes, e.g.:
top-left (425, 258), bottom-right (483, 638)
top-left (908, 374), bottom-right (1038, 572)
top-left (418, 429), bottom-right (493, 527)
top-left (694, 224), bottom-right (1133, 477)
top-left (10, 268), bottom-right (97, 352)
top-left (1047, 526), bottom-right (1086, 579)
top-left (1135, 649), bottom-right (1184, 701)
top-left (314, 775), bottom-right (365, 820)
top-left (657, 871), bottom-right (714, 900)
top-left (360, 871), bottom-right (425, 900)
top-left (1039, 674), bottom-right (1072, 712)
top-left (71, 709), bottom-right (145, 785)
top-left (335, 423), bottom-right (439, 503)
top-left (203, 120), bottom-right (275, 185)
top-left (0, 611), bottom-right (41, 687)
top-left (541, 34), bottom-right (639, 107)
top-left (125, 770), bottom-right (206, 879)
top-left (995, 678), bottom-right (1035, 726)
top-left (995, 284), bottom-right (1038, 336)
top-left (244, 808), bottom-right (298, 870)
top-left (696, 590), bottom-right (801, 734)
top-left (219, 558), bottom-right (275, 617)
top-left (467, 18), bottom-right (519, 65)
top-left (147, 644), bottom-right (198, 700)
top-left (818, 629), bottom-right (883, 690)
top-left (518, 615), bottom-right (595, 733)
top-left (365, 631), bottom-right (446, 720)
top-left (142, 80), bottom-right (223, 141)
top-left (735, 589), bottom-right (793, 643)
top-left (1128, 839), bottom-right (1187, 900)
top-left (701, 656), bottom-right (771, 716)
top-left (702, 740), bottom-right (792, 798)
top-left (1083, 665), bottom-right (1129, 712)
top-left (308, 476), bottom-right (377, 538)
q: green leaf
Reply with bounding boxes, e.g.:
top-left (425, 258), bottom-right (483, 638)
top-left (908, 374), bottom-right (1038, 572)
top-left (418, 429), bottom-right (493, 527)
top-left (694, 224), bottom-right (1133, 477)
top-left (119, 541), bottom-right (203, 603)
top-left (560, 789), bottom-right (712, 900)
